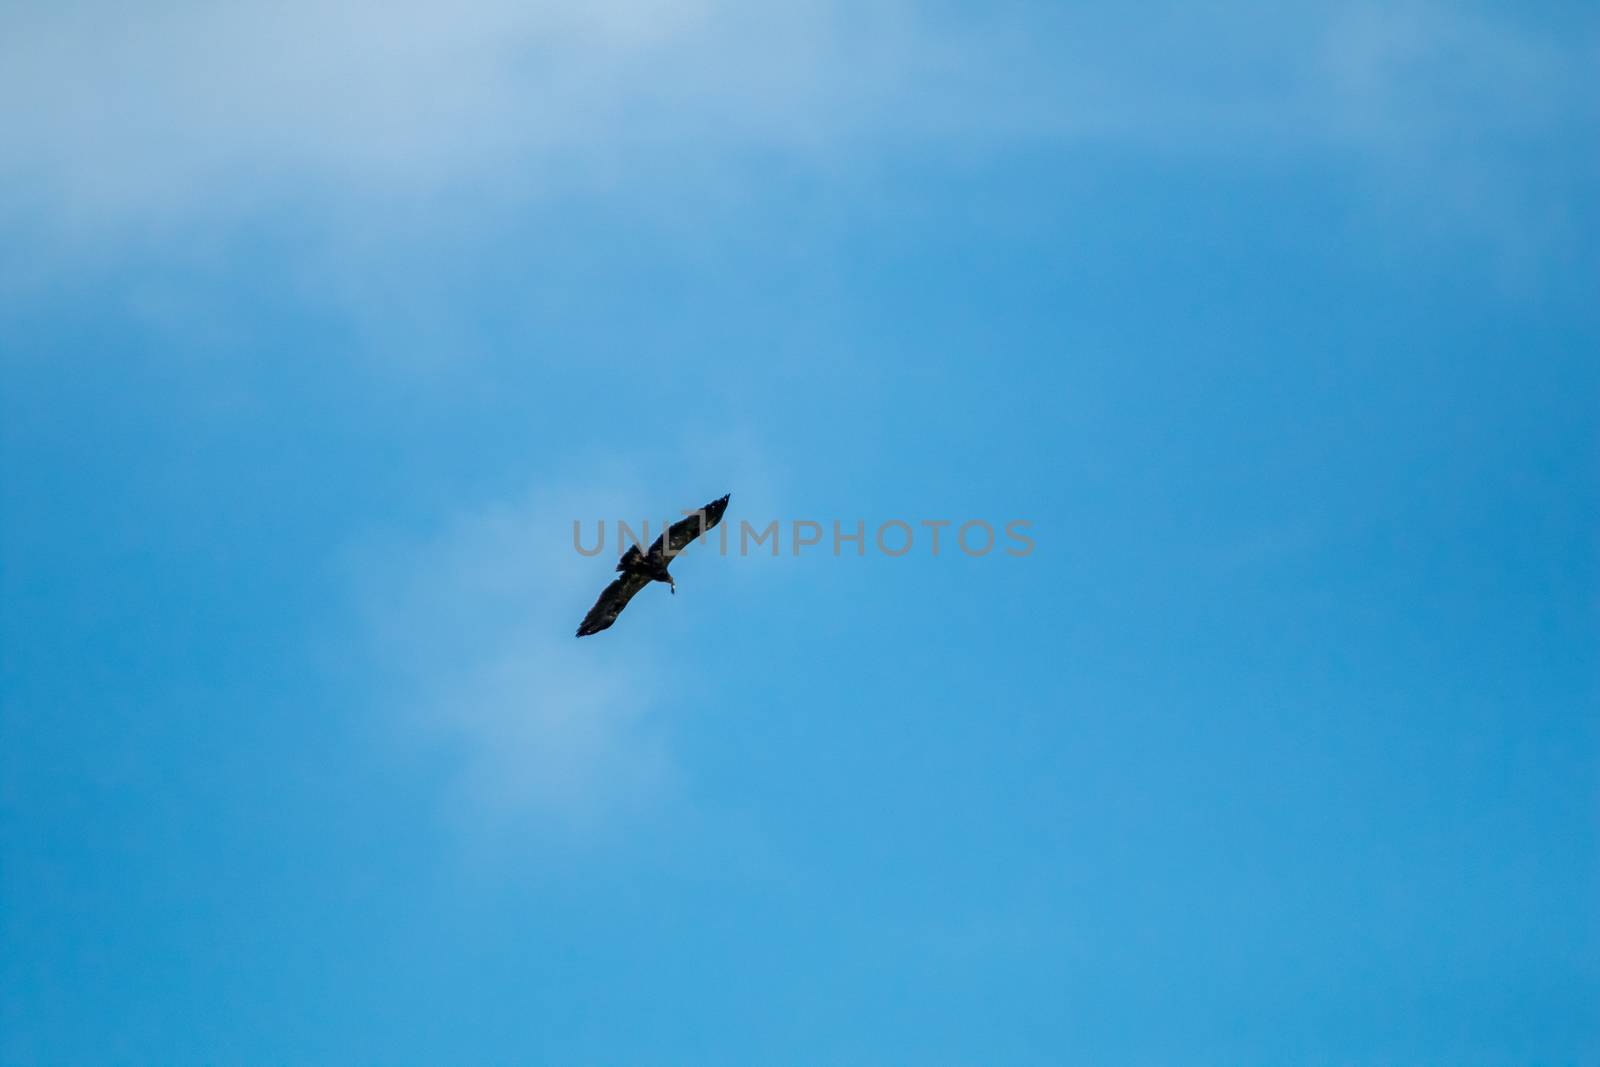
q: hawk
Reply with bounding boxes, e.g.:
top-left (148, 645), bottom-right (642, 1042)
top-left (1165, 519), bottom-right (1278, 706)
top-left (575, 494), bottom-right (730, 637)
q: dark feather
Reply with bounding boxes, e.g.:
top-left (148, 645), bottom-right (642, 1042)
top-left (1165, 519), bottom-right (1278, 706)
top-left (648, 494), bottom-right (731, 564)
top-left (576, 571), bottom-right (652, 637)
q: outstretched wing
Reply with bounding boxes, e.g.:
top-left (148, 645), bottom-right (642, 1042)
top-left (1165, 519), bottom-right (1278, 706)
top-left (576, 571), bottom-right (651, 637)
top-left (647, 494), bottom-right (731, 564)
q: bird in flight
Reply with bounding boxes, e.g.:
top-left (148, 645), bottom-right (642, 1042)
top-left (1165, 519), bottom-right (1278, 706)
top-left (576, 493), bottom-right (730, 637)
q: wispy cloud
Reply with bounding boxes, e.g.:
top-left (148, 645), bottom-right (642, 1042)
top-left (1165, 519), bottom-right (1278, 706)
top-left (4, 1), bottom-right (1589, 239)
top-left (1, 0), bottom-right (964, 228)
top-left (355, 477), bottom-right (674, 830)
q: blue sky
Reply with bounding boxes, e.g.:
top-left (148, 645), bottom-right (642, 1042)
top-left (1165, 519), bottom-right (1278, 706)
top-left (2, 2), bottom-right (1597, 1063)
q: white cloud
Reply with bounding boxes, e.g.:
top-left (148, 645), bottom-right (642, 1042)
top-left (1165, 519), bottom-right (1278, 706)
top-left (2, 2), bottom-right (1588, 274)
top-left (356, 477), bottom-right (674, 829)
top-left (0, 0), bottom-right (960, 227)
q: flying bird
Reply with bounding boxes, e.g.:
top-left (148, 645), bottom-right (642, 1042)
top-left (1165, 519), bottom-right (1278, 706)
top-left (576, 494), bottom-right (730, 637)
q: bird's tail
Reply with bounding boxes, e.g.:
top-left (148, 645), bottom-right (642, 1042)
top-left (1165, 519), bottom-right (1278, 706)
top-left (616, 544), bottom-right (643, 572)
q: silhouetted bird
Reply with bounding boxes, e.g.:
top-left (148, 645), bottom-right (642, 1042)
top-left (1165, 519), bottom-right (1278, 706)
top-left (576, 494), bottom-right (730, 637)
